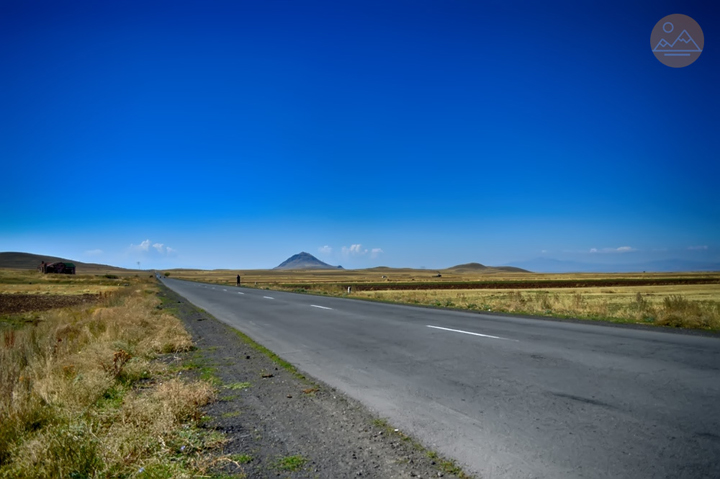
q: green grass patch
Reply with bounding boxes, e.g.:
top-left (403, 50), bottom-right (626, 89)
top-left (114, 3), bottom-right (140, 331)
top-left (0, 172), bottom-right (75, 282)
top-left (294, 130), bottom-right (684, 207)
top-left (182, 353), bottom-right (222, 386)
top-left (0, 312), bottom-right (41, 329)
top-left (94, 385), bottom-right (126, 410)
top-left (230, 454), bottom-right (253, 464)
top-left (273, 455), bottom-right (307, 471)
top-left (372, 418), bottom-right (390, 430)
top-left (220, 411), bottom-right (241, 419)
top-left (224, 382), bottom-right (251, 390)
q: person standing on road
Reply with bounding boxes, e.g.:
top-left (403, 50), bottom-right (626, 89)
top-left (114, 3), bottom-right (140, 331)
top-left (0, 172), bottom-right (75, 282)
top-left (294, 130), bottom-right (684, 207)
top-left (236, 274), bottom-right (241, 287)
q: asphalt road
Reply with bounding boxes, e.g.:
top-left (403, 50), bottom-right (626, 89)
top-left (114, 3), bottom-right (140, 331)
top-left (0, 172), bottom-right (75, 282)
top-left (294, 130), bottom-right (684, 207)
top-left (161, 278), bottom-right (720, 479)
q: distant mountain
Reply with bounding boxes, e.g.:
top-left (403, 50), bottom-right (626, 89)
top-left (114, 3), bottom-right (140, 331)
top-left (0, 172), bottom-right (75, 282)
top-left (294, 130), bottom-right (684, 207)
top-left (508, 257), bottom-right (720, 273)
top-left (0, 252), bottom-right (131, 273)
top-left (443, 262), bottom-right (529, 273)
top-left (274, 252), bottom-right (343, 270)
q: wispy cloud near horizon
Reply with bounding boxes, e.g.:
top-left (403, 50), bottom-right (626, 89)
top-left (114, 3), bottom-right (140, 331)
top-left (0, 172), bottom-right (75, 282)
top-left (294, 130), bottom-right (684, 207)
top-left (128, 239), bottom-right (177, 257)
top-left (590, 246), bottom-right (637, 254)
top-left (342, 244), bottom-right (368, 256)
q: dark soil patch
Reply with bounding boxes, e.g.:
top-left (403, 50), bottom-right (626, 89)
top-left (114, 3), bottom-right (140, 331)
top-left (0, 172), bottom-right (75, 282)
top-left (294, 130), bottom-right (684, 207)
top-left (0, 293), bottom-right (99, 314)
top-left (158, 285), bottom-right (467, 479)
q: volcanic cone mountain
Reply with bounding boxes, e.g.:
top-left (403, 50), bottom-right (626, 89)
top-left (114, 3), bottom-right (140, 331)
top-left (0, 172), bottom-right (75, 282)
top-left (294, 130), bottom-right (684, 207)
top-left (274, 252), bottom-right (343, 270)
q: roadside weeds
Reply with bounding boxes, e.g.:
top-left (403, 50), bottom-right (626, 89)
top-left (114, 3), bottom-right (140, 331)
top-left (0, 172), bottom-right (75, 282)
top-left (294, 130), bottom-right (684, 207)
top-left (0, 278), bottom-right (221, 478)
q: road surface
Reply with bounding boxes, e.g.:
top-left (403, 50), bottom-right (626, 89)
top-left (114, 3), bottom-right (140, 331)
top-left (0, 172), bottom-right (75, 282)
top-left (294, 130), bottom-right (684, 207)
top-left (161, 277), bottom-right (720, 479)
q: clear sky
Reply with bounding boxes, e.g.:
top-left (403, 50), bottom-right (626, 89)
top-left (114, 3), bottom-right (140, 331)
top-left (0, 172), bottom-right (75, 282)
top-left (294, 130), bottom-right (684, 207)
top-left (1, 1), bottom-right (718, 270)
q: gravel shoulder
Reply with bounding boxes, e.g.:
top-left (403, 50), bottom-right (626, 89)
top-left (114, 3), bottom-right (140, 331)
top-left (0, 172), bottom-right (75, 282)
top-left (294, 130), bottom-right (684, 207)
top-left (158, 284), bottom-right (468, 479)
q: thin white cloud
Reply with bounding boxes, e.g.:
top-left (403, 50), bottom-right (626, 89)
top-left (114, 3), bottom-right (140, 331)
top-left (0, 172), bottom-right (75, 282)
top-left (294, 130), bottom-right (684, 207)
top-left (318, 245), bottom-right (332, 255)
top-left (153, 243), bottom-right (172, 254)
top-left (342, 244), bottom-right (368, 256)
top-left (339, 244), bottom-right (382, 259)
top-left (590, 246), bottom-right (637, 254)
top-left (688, 245), bottom-right (708, 250)
top-left (84, 249), bottom-right (103, 256)
top-left (130, 239), bottom-right (151, 252)
top-left (129, 239), bottom-right (176, 256)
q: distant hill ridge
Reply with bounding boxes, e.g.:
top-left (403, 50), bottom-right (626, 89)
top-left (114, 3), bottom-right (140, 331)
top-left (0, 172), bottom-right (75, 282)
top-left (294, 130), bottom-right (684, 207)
top-left (0, 252), bottom-right (130, 273)
top-left (444, 262), bottom-right (529, 273)
top-left (274, 252), bottom-right (343, 270)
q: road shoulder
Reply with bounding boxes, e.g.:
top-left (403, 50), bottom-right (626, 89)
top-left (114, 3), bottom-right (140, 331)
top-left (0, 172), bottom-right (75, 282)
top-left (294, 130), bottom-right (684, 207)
top-left (158, 284), bottom-right (468, 479)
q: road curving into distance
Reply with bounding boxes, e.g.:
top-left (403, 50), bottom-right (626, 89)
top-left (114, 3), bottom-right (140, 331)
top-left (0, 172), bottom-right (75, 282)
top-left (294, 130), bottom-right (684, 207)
top-left (161, 277), bottom-right (720, 479)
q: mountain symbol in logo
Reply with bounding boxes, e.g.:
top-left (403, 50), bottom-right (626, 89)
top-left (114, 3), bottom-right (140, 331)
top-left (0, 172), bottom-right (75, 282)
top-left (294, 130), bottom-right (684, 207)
top-left (653, 29), bottom-right (702, 52)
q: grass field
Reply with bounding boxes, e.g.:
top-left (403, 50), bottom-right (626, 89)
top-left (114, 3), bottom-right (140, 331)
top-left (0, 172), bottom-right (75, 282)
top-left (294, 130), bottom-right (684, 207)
top-left (167, 268), bottom-right (720, 331)
top-left (0, 268), bottom-right (148, 296)
top-left (356, 284), bottom-right (720, 329)
top-left (0, 270), bottom-right (225, 478)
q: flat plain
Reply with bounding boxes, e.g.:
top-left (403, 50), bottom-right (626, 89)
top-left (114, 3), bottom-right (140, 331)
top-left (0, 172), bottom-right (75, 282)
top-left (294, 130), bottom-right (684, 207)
top-left (165, 268), bottom-right (720, 330)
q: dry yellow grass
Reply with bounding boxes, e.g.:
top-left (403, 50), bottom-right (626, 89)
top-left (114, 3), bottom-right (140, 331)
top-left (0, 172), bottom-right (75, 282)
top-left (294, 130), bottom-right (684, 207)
top-left (0, 275), bottom-right (221, 478)
top-left (0, 268), bottom-right (139, 296)
top-left (357, 284), bottom-right (720, 329)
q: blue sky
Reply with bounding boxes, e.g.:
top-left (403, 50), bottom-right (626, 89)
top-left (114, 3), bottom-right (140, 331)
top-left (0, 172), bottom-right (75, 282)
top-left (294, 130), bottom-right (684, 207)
top-left (1, 1), bottom-right (718, 270)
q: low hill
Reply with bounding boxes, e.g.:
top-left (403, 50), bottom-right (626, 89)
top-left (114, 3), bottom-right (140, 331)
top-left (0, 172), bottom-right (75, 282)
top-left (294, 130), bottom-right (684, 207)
top-left (444, 262), bottom-right (529, 273)
top-left (0, 252), bottom-right (132, 274)
top-left (445, 262), bottom-right (488, 271)
top-left (274, 252), bottom-right (343, 270)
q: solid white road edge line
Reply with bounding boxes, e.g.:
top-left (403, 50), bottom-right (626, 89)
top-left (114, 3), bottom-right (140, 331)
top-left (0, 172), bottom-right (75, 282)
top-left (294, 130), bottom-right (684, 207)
top-left (311, 305), bottom-right (333, 310)
top-left (263, 296), bottom-right (274, 299)
top-left (427, 325), bottom-right (518, 342)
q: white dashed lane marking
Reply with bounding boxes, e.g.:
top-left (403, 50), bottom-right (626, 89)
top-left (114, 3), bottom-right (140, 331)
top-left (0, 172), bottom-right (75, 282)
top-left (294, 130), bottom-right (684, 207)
top-left (311, 305), bottom-right (332, 310)
top-left (427, 325), bottom-right (518, 342)
top-left (263, 296), bottom-right (274, 300)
